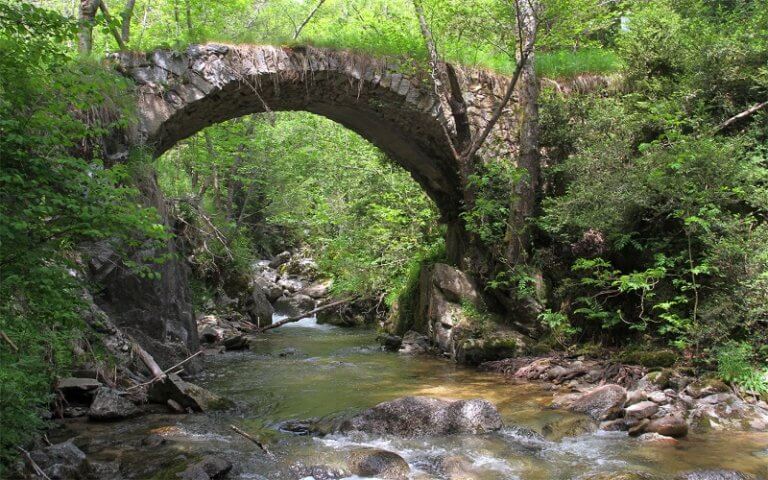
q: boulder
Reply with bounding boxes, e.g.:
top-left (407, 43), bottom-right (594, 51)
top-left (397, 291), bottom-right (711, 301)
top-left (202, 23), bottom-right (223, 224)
top-left (438, 455), bottom-right (476, 480)
top-left (645, 414), bottom-right (688, 438)
top-left (542, 415), bottom-right (598, 440)
top-left (301, 279), bottom-right (333, 299)
top-left (381, 334), bottom-right (403, 352)
top-left (625, 390), bottom-right (647, 406)
top-left (676, 471), bottom-right (755, 480)
top-left (339, 396), bottom-right (502, 436)
top-left (88, 388), bottom-right (139, 421)
top-left (569, 384), bottom-right (627, 420)
top-left (624, 401), bottom-right (659, 420)
top-left (274, 294), bottom-right (315, 317)
top-left (289, 464), bottom-right (348, 480)
top-left (648, 391), bottom-right (669, 404)
top-left (689, 395), bottom-right (768, 432)
top-left (454, 332), bottom-right (527, 366)
top-left (222, 335), bottom-right (249, 351)
top-left (398, 331), bottom-right (430, 354)
top-left (178, 456), bottom-right (232, 480)
top-left (579, 473), bottom-right (657, 480)
top-left (199, 325), bottom-right (223, 344)
top-left (347, 448), bottom-right (409, 479)
top-left (637, 432), bottom-right (679, 445)
top-left (277, 276), bottom-right (305, 293)
top-left (245, 286), bottom-right (273, 327)
top-left (253, 276), bottom-right (283, 303)
top-left (268, 251), bottom-right (291, 268)
top-left (28, 440), bottom-right (92, 479)
top-left (148, 373), bottom-right (230, 412)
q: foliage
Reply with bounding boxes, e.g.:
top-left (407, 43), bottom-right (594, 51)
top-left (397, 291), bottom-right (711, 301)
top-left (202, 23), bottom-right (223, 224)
top-left (538, 0), bottom-right (768, 354)
top-left (716, 341), bottom-right (768, 395)
top-left (157, 112), bottom-right (443, 299)
top-left (0, 2), bottom-right (163, 467)
top-left (40, 0), bottom-right (623, 79)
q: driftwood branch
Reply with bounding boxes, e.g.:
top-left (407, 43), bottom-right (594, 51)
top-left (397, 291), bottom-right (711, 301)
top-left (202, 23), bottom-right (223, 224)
top-left (16, 446), bottom-right (52, 480)
top-left (132, 342), bottom-right (165, 379)
top-left (715, 100), bottom-right (768, 133)
top-left (257, 298), bottom-right (352, 332)
top-left (292, 0), bottom-right (326, 40)
top-left (127, 350), bottom-right (203, 391)
top-left (230, 425), bottom-right (275, 458)
top-left (1, 330), bottom-right (19, 352)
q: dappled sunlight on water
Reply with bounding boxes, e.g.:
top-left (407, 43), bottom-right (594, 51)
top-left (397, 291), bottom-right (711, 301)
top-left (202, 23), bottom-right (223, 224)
top-left (50, 320), bottom-right (768, 479)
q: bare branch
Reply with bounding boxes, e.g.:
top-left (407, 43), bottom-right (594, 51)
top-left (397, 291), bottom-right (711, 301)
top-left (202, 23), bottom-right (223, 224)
top-left (715, 100), bottom-right (768, 133)
top-left (292, 0), bottom-right (327, 40)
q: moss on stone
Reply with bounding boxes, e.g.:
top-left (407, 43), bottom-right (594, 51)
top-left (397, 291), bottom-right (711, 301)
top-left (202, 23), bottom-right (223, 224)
top-left (455, 335), bottom-right (521, 366)
top-left (619, 349), bottom-right (678, 368)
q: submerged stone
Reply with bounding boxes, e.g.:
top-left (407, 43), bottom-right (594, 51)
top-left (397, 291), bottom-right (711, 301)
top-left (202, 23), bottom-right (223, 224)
top-left (347, 448), bottom-right (409, 479)
top-left (339, 395), bottom-right (502, 436)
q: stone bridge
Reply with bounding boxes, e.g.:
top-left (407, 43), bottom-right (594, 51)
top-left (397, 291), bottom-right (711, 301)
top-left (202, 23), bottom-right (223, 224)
top-left (113, 44), bottom-right (521, 262)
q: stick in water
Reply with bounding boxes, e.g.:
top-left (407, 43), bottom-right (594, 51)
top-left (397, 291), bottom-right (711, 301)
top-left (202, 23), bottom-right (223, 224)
top-left (230, 425), bottom-right (275, 458)
top-left (256, 298), bottom-right (353, 332)
top-left (127, 350), bottom-right (204, 391)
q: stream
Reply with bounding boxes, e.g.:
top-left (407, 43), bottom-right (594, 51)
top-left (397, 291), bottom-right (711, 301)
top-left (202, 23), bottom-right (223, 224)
top-left (51, 316), bottom-right (768, 479)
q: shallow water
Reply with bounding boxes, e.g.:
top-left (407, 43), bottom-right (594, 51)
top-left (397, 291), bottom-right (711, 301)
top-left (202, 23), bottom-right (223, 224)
top-left (54, 318), bottom-right (768, 479)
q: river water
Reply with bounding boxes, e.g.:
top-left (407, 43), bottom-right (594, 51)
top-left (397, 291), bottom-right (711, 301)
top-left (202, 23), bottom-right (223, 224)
top-left (53, 318), bottom-right (768, 479)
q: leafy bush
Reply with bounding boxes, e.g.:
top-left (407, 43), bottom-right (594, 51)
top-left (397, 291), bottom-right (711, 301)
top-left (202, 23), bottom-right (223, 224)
top-left (716, 342), bottom-right (768, 395)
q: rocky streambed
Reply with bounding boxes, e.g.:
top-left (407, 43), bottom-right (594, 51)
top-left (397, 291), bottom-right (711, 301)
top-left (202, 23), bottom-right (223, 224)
top-left (13, 252), bottom-right (768, 479)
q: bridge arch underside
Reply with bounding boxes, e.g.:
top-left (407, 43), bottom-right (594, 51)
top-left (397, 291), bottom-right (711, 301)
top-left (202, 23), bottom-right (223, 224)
top-left (128, 47), bottom-right (465, 222)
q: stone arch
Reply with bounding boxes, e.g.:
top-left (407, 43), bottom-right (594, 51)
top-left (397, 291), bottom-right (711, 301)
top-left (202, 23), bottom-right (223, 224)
top-left (114, 44), bottom-right (518, 262)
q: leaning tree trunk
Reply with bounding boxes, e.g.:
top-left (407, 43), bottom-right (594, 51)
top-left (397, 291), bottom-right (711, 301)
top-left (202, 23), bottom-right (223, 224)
top-left (505, 0), bottom-right (540, 266)
top-left (78, 0), bottom-right (101, 55)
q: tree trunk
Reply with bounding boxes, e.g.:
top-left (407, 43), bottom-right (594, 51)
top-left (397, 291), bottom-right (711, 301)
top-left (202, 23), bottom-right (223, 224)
top-left (505, 0), bottom-right (540, 265)
top-left (121, 0), bottom-right (136, 43)
top-left (78, 0), bottom-right (100, 55)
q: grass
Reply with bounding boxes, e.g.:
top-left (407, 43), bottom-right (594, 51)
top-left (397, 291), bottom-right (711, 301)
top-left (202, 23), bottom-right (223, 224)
top-left (145, 30), bottom-right (622, 80)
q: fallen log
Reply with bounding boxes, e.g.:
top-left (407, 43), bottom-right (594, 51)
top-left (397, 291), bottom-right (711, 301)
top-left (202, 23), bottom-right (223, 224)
top-left (132, 342), bottom-right (165, 379)
top-left (230, 425), bottom-right (275, 458)
top-left (127, 350), bottom-right (203, 391)
top-left (256, 298), bottom-right (353, 332)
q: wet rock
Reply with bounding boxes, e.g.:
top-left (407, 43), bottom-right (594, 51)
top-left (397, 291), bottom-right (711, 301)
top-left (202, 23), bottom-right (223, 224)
top-left (274, 294), bottom-right (315, 316)
top-left (438, 455), bottom-right (476, 479)
top-left (63, 406), bottom-right (89, 418)
top-left (28, 439), bottom-right (92, 479)
top-left (626, 390), bottom-right (648, 406)
top-left (398, 331), bottom-right (429, 354)
top-left (148, 373), bottom-right (231, 412)
top-left (542, 415), bottom-right (598, 440)
top-left (339, 396), bottom-right (503, 436)
top-left (253, 276), bottom-right (283, 303)
top-left (600, 418), bottom-right (635, 431)
top-left (637, 432), bottom-right (679, 445)
top-left (628, 418), bottom-right (651, 437)
top-left (245, 286), bottom-right (273, 327)
top-left (277, 277), bottom-right (305, 293)
top-left (199, 325), bottom-right (223, 344)
top-left (645, 414), bottom-right (688, 438)
top-left (268, 251), bottom-right (291, 268)
top-left (179, 456), bottom-right (232, 480)
top-left (625, 401), bottom-right (659, 420)
top-left (569, 384), bottom-right (627, 420)
top-left (347, 448), bottom-right (409, 479)
top-left (675, 470), bottom-right (756, 480)
top-left (222, 335), bottom-right (249, 351)
top-left (301, 279), bottom-right (333, 299)
top-left (689, 395), bottom-right (768, 432)
top-left (278, 347), bottom-right (301, 357)
top-left (578, 473), bottom-right (657, 480)
top-left (88, 387), bottom-right (139, 421)
top-left (381, 334), bottom-right (403, 352)
top-left (290, 463), bottom-right (349, 479)
top-left (454, 332), bottom-right (527, 366)
top-left (685, 379), bottom-right (730, 399)
top-left (140, 434), bottom-right (166, 448)
top-left (648, 391), bottom-right (668, 404)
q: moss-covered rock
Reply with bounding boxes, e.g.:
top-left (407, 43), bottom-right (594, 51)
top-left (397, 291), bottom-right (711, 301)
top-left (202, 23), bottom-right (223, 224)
top-left (542, 415), bottom-right (598, 441)
top-left (455, 335), bottom-right (522, 366)
top-left (620, 349), bottom-right (678, 368)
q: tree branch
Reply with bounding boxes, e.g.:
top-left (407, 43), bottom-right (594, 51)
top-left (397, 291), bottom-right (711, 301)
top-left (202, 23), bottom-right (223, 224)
top-left (715, 100), bottom-right (768, 133)
top-left (257, 298), bottom-right (353, 332)
top-left (292, 0), bottom-right (326, 40)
